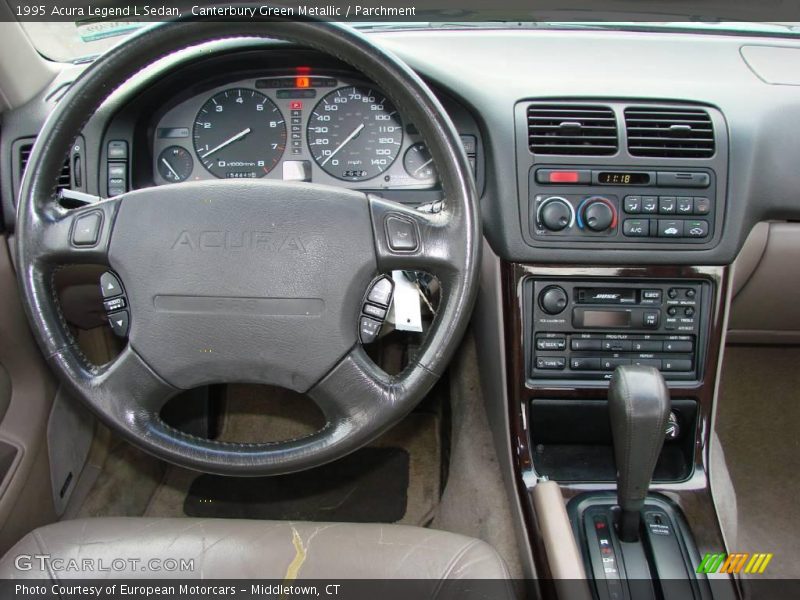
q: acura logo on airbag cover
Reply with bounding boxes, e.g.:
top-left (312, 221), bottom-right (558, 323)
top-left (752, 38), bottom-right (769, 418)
top-left (171, 230), bottom-right (308, 253)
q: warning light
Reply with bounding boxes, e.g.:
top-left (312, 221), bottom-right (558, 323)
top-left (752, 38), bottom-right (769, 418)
top-left (295, 76), bottom-right (311, 89)
top-left (290, 101), bottom-right (303, 110)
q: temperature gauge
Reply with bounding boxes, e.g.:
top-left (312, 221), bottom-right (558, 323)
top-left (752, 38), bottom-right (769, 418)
top-left (158, 146), bottom-right (193, 182)
top-left (403, 143), bottom-right (438, 184)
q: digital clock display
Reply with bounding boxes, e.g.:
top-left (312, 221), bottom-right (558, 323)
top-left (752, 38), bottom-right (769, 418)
top-left (597, 172), bottom-right (651, 185)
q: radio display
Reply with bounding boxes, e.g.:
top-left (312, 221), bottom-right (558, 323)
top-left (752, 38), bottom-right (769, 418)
top-left (597, 171), bottom-right (651, 185)
top-left (582, 310), bottom-right (632, 328)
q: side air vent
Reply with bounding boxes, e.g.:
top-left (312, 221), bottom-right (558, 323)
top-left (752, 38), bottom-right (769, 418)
top-left (19, 143), bottom-right (71, 191)
top-left (625, 107), bottom-right (715, 158)
top-left (528, 104), bottom-right (618, 156)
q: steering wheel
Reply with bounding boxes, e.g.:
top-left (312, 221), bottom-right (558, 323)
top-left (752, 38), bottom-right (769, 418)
top-left (15, 17), bottom-right (480, 476)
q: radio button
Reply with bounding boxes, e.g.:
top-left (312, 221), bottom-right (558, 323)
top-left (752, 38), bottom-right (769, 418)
top-left (662, 359), bottom-right (692, 372)
top-left (537, 356), bottom-right (566, 370)
top-left (642, 289), bottom-right (662, 302)
top-left (641, 197), bottom-right (658, 213)
top-left (623, 196), bottom-right (642, 214)
top-left (633, 340), bottom-right (662, 352)
top-left (536, 336), bottom-right (566, 351)
top-left (623, 219), bottom-right (649, 237)
top-left (571, 357), bottom-right (602, 371)
top-left (601, 358), bottom-right (630, 370)
top-left (642, 310), bottom-right (660, 328)
top-left (539, 285), bottom-right (568, 315)
top-left (632, 358), bottom-right (661, 369)
top-left (571, 339), bottom-right (602, 351)
top-left (602, 340), bottom-right (632, 352)
top-left (658, 196), bottom-right (676, 214)
top-left (664, 340), bottom-right (693, 352)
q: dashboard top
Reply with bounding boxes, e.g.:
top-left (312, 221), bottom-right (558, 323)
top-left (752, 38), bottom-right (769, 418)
top-left (3, 27), bottom-right (800, 266)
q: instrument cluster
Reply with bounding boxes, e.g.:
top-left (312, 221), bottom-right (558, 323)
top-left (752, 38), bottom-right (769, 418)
top-left (152, 72), bottom-right (448, 190)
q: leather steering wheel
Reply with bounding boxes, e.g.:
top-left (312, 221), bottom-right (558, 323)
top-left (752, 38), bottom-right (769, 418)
top-left (16, 17), bottom-right (480, 476)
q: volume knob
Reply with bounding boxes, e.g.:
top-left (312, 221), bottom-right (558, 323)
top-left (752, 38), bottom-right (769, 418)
top-left (537, 197), bottom-right (575, 232)
top-left (539, 285), bottom-right (568, 315)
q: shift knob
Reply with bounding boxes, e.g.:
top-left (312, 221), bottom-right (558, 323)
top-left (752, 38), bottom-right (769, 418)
top-left (608, 365), bottom-right (670, 542)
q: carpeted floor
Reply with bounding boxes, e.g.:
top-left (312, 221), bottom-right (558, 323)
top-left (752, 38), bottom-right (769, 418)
top-left (79, 383), bottom-right (441, 526)
top-left (716, 345), bottom-right (800, 581)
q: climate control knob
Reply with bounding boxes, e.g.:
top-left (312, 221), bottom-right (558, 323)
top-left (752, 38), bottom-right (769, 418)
top-left (579, 197), bottom-right (617, 232)
top-left (539, 285), bottom-right (568, 315)
top-left (537, 197), bottom-right (575, 232)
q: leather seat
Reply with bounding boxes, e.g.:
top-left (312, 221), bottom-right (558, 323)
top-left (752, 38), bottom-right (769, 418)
top-left (0, 518), bottom-right (513, 593)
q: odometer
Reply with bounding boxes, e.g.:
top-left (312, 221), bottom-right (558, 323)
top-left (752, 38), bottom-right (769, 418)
top-left (193, 88), bottom-right (286, 178)
top-left (307, 86), bottom-right (403, 182)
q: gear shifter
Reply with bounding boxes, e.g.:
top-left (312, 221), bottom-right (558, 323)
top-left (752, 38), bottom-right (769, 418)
top-left (608, 365), bottom-right (670, 542)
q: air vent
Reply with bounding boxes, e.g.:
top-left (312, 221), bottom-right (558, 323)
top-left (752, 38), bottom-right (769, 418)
top-left (19, 143), bottom-right (71, 191)
top-left (625, 107), bottom-right (715, 158)
top-left (528, 104), bottom-right (618, 156)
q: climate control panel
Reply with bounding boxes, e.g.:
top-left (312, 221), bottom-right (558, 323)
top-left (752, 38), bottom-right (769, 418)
top-left (529, 166), bottom-right (716, 245)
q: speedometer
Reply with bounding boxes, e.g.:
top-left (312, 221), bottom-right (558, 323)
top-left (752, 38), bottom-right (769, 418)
top-left (193, 88), bottom-right (286, 178)
top-left (307, 86), bottom-right (403, 182)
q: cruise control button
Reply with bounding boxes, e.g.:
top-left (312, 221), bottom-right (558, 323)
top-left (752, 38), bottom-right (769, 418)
top-left (359, 317), bottom-right (382, 344)
top-left (362, 303), bottom-right (387, 320)
top-left (623, 219), bottom-right (649, 237)
top-left (108, 310), bottom-right (129, 337)
top-left (367, 277), bottom-right (394, 306)
top-left (685, 220), bottom-right (709, 238)
top-left (658, 220), bottom-right (684, 238)
top-left (103, 296), bottom-right (126, 313)
top-left (72, 212), bottom-right (102, 246)
top-left (100, 272), bottom-right (123, 298)
top-left (536, 356), bottom-right (566, 370)
top-left (385, 216), bottom-right (418, 251)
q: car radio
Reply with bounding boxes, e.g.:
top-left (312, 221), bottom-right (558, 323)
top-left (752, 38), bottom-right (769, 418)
top-left (528, 279), bottom-right (710, 381)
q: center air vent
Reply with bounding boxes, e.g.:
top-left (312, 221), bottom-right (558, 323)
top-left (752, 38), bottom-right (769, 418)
top-left (528, 104), bottom-right (618, 156)
top-left (19, 143), bottom-right (71, 191)
top-left (625, 107), bottom-right (715, 158)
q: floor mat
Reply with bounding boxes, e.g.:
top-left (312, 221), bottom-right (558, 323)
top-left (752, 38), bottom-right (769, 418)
top-left (717, 346), bottom-right (800, 580)
top-left (184, 447), bottom-right (408, 522)
top-left (144, 384), bottom-right (440, 525)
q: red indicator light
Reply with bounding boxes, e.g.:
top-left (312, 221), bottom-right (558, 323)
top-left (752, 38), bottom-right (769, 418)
top-left (290, 101), bottom-right (303, 110)
top-left (549, 171), bottom-right (580, 183)
top-left (295, 76), bottom-right (311, 89)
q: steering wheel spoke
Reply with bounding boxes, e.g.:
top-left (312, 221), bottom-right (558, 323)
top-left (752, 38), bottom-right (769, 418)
top-left (368, 195), bottom-right (464, 280)
top-left (32, 198), bottom-right (120, 267)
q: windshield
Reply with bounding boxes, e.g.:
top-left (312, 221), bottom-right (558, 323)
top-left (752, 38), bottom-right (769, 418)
top-left (18, 20), bottom-right (800, 63)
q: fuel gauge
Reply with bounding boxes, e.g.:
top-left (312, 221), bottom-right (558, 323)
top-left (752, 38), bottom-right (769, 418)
top-left (403, 143), bottom-right (438, 184)
top-left (158, 146), bottom-right (193, 183)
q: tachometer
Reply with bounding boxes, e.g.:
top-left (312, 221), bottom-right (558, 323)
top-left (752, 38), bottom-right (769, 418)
top-left (193, 88), bottom-right (286, 178)
top-left (307, 86), bottom-right (403, 182)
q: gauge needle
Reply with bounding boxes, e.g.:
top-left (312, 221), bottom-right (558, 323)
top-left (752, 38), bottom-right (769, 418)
top-left (201, 127), bottom-right (252, 159)
top-left (320, 123), bottom-right (365, 166)
top-left (161, 157), bottom-right (181, 180)
top-left (413, 158), bottom-right (434, 175)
